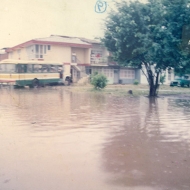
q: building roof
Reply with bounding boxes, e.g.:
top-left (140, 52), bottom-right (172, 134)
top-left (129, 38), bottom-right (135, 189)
top-left (79, 38), bottom-right (101, 44)
top-left (50, 35), bottom-right (101, 44)
top-left (6, 35), bottom-right (93, 52)
top-left (37, 35), bottom-right (91, 46)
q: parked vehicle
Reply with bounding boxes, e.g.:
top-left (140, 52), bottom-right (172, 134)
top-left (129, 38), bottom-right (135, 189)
top-left (0, 59), bottom-right (71, 88)
top-left (170, 76), bottom-right (190, 87)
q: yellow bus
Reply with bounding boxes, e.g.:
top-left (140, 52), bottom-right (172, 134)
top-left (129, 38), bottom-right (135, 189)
top-left (0, 59), bottom-right (71, 88)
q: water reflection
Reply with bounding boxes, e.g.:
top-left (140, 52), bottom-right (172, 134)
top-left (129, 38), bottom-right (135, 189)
top-left (0, 87), bottom-right (190, 190)
top-left (102, 96), bottom-right (190, 190)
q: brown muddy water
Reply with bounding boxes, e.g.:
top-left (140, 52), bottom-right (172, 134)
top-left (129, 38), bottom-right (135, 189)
top-left (0, 86), bottom-right (190, 190)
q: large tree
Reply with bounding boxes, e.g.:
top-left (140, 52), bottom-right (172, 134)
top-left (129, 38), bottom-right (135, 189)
top-left (102, 0), bottom-right (190, 96)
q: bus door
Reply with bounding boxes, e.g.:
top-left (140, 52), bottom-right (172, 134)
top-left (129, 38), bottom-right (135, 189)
top-left (58, 65), bottom-right (63, 79)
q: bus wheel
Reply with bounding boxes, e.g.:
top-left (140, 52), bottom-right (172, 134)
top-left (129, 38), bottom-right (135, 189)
top-left (32, 78), bottom-right (40, 88)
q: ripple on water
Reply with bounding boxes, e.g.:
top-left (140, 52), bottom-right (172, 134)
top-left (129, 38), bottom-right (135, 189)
top-left (0, 88), bottom-right (190, 190)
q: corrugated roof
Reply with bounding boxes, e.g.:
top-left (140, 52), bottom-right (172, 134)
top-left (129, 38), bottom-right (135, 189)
top-left (79, 38), bottom-right (101, 44)
top-left (35, 36), bottom-right (91, 46)
top-left (50, 35), bottom-right (101, 44)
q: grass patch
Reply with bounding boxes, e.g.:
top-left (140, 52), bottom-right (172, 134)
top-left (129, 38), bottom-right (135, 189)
top-left (65, 84), bottom-right (190, 97)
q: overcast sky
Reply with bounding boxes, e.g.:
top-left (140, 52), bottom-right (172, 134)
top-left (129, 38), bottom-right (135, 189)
top-left (0, 0), bottom-right (117, 48)
top-left (0, 0), bottom-right (148, 49)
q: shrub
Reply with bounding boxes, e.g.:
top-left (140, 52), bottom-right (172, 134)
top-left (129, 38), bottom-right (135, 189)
top-left (90, 72), bottom-right (108, 89)
top-left (133, 79), bottom-right (139, 85)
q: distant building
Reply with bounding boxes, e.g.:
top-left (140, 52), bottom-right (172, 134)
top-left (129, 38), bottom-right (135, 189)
top-left (0, 48), bottom-right (9, 61)
top-left (140, 65), bottom-right (174, 85)
top-left (3, 35), bottom-right (173, 85)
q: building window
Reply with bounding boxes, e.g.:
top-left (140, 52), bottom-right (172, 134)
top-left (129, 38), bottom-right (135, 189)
top-left (71, 55), bottom-right (77, 63)
top-left (102, 68), bottom-right (113, 77)
top-left (120, 69), bottom-right (135, 79)
top-left (92, 67), bottom-right (113, 77)
top-left (35, 45), bottom-right (39, 58)
top-left (35, 44), bottom-right (48, 58)
top-left (40, 45), bottom-right (43, 58)
top-left (44, 45), bottom-right (46, 54)
top-left (47, 45), bottom-right (51, 50)
top-left (86, 67), bottom-right (91, 75)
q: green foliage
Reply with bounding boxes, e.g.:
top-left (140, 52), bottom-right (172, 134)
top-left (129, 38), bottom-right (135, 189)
top-left (133, 79), bottom-right (139, 85)
top-left (90, 72), bottom-right (108, 89)
top-left (102, 0), bottom-right (190, 96)
top-left (175, 67), bottom-right (190, 76)
top-left (160, 75), bottom-right (166, 84)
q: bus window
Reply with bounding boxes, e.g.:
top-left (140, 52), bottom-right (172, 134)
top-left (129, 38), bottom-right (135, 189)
top-left (7, 64), bottom-right (16, 73)
top-left (33, 64), bottom-right (41, 73)
top-left (0, 64), bottom-right (16, 73)
top-left (0, 64), bottom-right (7, 72)
top-left (41, 65), bottom-right (49, 73)
top-left (16, 64), bottom-right (27, 73)
top-left (58, 65), bottom-right (63, 72)
top-left (27, 64), bottom-right (33, 73)
top-left (50, 65), bottom-right (58, 73)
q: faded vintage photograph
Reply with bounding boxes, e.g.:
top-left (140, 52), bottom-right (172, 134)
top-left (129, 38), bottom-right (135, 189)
top-left (0, 0), bottom-right (190, 190)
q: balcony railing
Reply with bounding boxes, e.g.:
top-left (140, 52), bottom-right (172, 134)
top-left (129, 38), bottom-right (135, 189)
top-left (90, 57), bottom-right (108, 65)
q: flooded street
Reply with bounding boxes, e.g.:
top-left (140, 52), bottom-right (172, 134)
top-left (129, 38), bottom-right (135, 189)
top-left (0, 87), bottom-right (190, 190)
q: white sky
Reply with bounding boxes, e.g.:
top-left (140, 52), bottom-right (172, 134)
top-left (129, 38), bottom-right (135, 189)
top-left (0, 0), bottom-right (115, 48)
top-left (0, 0), bottom-right (147, 48)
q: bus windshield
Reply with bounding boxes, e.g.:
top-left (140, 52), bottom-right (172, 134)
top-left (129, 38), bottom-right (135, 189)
top-left (0, 64), bottom-right (16, 73)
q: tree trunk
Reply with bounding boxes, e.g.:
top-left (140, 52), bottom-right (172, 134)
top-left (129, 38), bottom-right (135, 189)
top-left (148, 72), bottom-right (160, 97)
top-left (149, 84), bottom-right (158, 96)
top-left (143, 63), bottom-right (160, 97)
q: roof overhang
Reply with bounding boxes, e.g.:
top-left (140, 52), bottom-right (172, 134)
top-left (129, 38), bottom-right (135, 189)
top-left (6, 39), bottom-right (92, 53)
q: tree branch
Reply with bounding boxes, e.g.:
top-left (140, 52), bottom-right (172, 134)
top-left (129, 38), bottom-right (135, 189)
top-left (141, 68), bottom-right (150, 85)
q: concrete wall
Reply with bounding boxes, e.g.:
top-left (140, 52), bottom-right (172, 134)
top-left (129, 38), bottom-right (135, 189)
top-left (64, 64), bottom-right (71, 78)
top-left (0, 53), bottom-right (8, 61)
top-left (140, 67), bottom-right (175, 85)
top-left (135, 69), bottom-right (141, 83)
top-left (84, 49), bottom-right (91, 63)
top-left (140, 70), bottom-right (149, 84)
top-left (9, 48), bottom-right (28, 60)
top-left (44, 45), bottom-right (71, 62)
top-left (9, 44), bottom-right (72, 63)
top-left (164, 69), bottom-right (174, 84)
top-left (71, 47), bottom-right (88, 63)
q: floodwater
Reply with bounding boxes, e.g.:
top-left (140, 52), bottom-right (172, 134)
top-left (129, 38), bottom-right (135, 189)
top-left (0, 87), bottom-right (190, 190)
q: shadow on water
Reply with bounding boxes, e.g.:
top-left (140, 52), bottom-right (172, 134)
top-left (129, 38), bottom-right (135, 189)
top-left (102, 96), bottom-right (190, 190)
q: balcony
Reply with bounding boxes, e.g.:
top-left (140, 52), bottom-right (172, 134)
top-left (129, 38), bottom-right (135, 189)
top-left (90, 56), bottom-right (109, 66)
